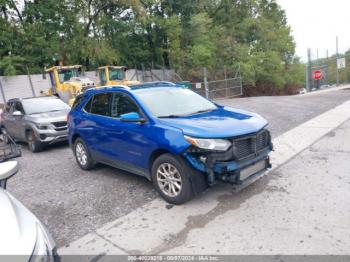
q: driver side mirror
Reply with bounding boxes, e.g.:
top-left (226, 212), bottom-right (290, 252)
top-left (12, 111), bottom-right (23, 117)
top-left (0, 161), bottom-right (19, 189)
top-left (120, 112), bottom-right (145, 123)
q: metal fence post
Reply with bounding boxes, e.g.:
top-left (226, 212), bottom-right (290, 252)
top-left (0, 78), bottom-right (6, 103)
top-left (26, 66), bottom-right (36, 97)
top-left (141, 63), bottom-right (145, 83)
top-left (237, 64), bottom-right (243, 96)
top-left (135, 65), bottom-right (139, 81)
top-left (203, 67), bottom-right (209, 99)
top-left (162, 66), bottom-right (166, 81)
top-left (224, 66), bottom-right (229, 97)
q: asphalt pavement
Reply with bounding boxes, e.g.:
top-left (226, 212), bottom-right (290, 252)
top-left (6, 87), bottom-right (350, 247)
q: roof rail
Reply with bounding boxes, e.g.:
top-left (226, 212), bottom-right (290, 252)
top-left (129, 81), bottom-right (176, 90)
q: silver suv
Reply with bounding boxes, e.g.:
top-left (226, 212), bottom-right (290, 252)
top-left (1, 96), bottom-right (70, 152)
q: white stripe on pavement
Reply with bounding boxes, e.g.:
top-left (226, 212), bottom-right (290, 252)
top-left (59, 99), bottom-right (350, 256)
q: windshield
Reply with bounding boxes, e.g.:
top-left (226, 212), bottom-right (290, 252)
top-left (58, 69), bottom-right (79, 83)
top-left (109, 68), bottom-right (125, 81)
top-left (22, 98), bottom-right (70, 115)
top-left (135, 88), bottom-right (217, 117)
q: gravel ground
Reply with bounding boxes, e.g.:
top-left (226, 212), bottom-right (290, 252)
top-left (5, 88), bottom-right (350, 247)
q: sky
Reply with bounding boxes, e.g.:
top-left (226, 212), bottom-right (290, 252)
top-left (277, 0), bottom-right (350, 61)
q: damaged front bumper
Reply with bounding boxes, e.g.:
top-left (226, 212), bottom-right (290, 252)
top-left (33, 127), bottom-right (68, 145)
top-left (183, 146), bottom-right (272, 186)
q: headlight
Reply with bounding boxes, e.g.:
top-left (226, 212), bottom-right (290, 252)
top-left (184, 135), bottom-right (232, 151)
top-left (36, 124), bottom-right (49, 130)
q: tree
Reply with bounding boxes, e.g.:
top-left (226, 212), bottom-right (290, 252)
top-left (0, 0), bottom-right (305, 94)
top-left (0, 55), bottom-right (25, 75)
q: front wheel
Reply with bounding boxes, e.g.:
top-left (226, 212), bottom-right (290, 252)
top-left (151, 154), bottom-right (195, 205)
top-left (0, 128), bottom-right (9, 144)
top-left (27, 131), bottom-right (43, 153)
top-left (73, 138), bottom-right (95, 170)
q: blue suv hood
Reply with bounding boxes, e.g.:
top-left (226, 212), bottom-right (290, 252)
top-left (158, 107), bottom-right (268, 138)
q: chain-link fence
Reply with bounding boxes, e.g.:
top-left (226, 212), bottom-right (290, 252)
top-left (0, 67), bottom-right (243, 105)
top-left (207, 77), bottom-right (243, 99)
top-left (186, 67), bottom-right (243, 99)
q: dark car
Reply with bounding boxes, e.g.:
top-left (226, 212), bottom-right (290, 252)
top-left (1, 96), bottom-right (70, 152)
top-left (68, 83), bottom-right (273, 204)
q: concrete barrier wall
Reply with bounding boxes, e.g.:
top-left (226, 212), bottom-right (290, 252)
top-left (0, 69), bottom-right (177, 104)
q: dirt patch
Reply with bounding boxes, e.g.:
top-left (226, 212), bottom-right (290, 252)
top-left (243, 85), bottom-right (301, 97)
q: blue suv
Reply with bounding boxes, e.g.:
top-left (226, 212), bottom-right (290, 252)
top-left (68, 82), bottom-right (272, 204)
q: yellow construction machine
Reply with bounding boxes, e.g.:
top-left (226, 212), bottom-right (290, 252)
top-left (43, 65), bottom-right (95, 106)
top-left (97, 66), bottom-right (139, 87)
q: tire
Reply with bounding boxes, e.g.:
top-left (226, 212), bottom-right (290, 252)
top-left (1, 128), bottom-right (9, 144)
top-left (73, 138), bottom-right (95, 170)
top-left (27, 130), bottom-right (43, 153)
top-left (151, 153), bottom-right (198, 205)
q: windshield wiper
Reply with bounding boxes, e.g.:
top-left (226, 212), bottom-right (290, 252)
top-left (185, 109), bottom-right (215, 116)
top-left (158, 115), bottom-right (183, 118)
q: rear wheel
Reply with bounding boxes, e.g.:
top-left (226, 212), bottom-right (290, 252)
top-left (152, 154), bottom-right (195, 205)
top-left (73, 138), bottom-right (95, 170)
top-left (27, 131), bottom-right (43, 153)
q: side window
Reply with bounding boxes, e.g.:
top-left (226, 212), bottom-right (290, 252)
top-left (84, 97), bottom-right (93, 113)
top-left (110, 92), bottom-right (140, 118)
top-left (90, 93), bottom-right (110, 116)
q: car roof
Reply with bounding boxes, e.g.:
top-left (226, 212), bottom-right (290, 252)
top-left (84, 82), bottom-right (184, 96)
top-left (129, 81), bottom-right (177, 90)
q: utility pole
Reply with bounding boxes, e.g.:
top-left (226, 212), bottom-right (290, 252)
top-left (336, 36), bottom-right (340, 86)
top-left (306, 48), bottom-right (312, 92)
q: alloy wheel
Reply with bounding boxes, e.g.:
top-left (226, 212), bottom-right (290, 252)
top-left (156, 163), bottom-right (182, 197)
top-left (76, 142), bottom-right (88, 166)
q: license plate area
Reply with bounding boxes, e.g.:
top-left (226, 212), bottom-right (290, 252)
top-left (239, 160), bottom-right (266, 181)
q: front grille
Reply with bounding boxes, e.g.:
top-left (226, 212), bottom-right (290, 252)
top-left (256, 129), bottom-right (269, 150)
top-left (52, 121), bottom-right (67, 130)
top-left (233, 130), bottom-right (270, 160)
top-left (52, 121), bottom-right (67, 128)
